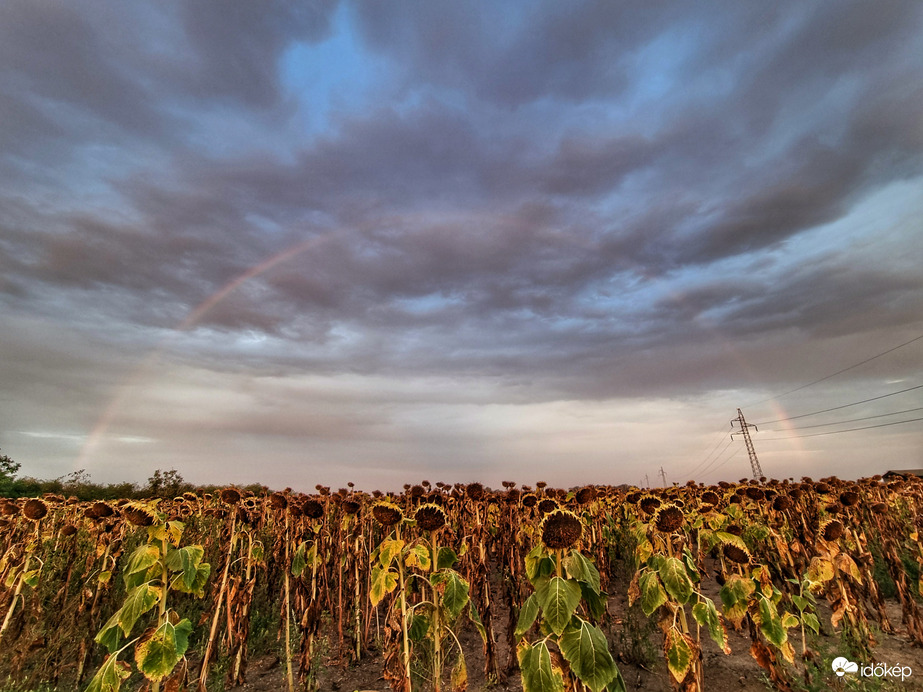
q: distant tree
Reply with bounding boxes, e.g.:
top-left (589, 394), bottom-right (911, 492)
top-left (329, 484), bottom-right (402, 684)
top-left (0, 449), bottom-right (21, 497)
top-left (144, 468), bottom-right (189, 498)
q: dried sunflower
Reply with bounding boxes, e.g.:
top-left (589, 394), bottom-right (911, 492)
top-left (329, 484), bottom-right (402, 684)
top-left (123, 503), bottom-right (157, 527)
top-left (722, 542), bottom-right (751, 565)
top-left (372, 501), bottom-right (404, 527)
top-left (638, 494), bottom-right (662, 516)
top-left (466, 483), bottom-right (485, 501)
top-left (537, 498), bottom-right (559, 514)
top-left (652, 503), bottom-right (685, 534)
top-left (771, 495), bottom-right (793, 512)
top-left (414, 503), bottom-right (447, 532)
top-left (220, 487), bottom-right (242, 505)
top-left (819, 518), bottom-right (844, 542)
top-left (23, 499), bottom-right (48, 521)
top-left (575, 487), bottom-right (598, 505)
top-left (839, 490), bottom-right (860, 507)
top-left (700, 490), bottom-right (721, 507)
top-left (540, 509), bottom-right (583, 550)
top-left (302, 499), bottom-right (325, 520)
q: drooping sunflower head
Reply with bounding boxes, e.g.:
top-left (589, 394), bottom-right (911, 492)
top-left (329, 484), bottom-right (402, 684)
top-left (220, 487), bottom-right (242, 505)
top-left (819, 518), bottom-right (845, 542)
top-left (722, 541), bottom-right (751, 565)
top-left (625, 491), bottom-right (642, 505)
top-left (575, 486), bottom-right (598, 505)
top-left (61, 524), bottom-right (78, 537)
top-left (699, 490), bottom-right (721, 509)
top-left (870, 502), bottom-right (888, 515)
top-left (465, 483), bottom-right (485, 501)
top-left (414, 503), bottom-right (447, 532)
top-left (839, 490), bottom-right (861, 507)
top-left (521, 493), bottom-right (537, 508)
top-left (372, 501), bottom-right (404, 527)
top-left (772, 495), bottom-right (793, 512)
top-left (301, 499), bottom-right (325, 520)
top-left (652, 503), bottom-right (685, 534)
top-left (540, 509), bottom-right (583, 550)
top-left (123, 503), bottom-right (157, 527)
top-left (23, 499), bottom-right (49, 521)
top-left (270, 492), bottom-right (288, 510)
top-left (537, 498), bottom-right (559, 515)
top-left (342, 499), bottom-right (361, 515)
top-left (638, 494), bottom-right (662, 516)
top-left (744, 487), bottom-right (765, 501)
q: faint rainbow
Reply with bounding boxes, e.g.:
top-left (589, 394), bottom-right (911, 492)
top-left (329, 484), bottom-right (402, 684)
top-left (76, 233), bottom-right (335, 470)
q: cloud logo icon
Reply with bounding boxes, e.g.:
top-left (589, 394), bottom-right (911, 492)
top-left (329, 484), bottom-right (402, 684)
top-left (832, 657), bottom-right (859, 676)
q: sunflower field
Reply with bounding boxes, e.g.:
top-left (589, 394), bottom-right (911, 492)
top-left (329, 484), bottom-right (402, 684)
top-left (1, 474), bottom-right (922, 691)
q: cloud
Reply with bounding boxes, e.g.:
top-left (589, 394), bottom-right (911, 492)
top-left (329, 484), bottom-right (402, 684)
top-left (1, 1), bottom-right (922, 486)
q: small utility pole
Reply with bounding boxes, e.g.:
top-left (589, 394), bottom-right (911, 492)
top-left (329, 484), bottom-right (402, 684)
top-left (659, 467), bottom-right (667, 488)
top-left (731, 408), bottom-right (763, 480)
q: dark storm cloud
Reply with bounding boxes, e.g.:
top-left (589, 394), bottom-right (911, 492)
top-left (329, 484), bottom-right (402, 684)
top-left (1, 0), bottom-right (922, 396)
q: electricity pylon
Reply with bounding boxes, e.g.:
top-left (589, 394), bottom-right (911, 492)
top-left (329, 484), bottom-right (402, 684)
top-left (731, 408), bottom-right (763, 480)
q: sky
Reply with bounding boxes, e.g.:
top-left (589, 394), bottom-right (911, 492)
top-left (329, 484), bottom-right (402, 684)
top-left (1, 1), bottom-right (922, 492)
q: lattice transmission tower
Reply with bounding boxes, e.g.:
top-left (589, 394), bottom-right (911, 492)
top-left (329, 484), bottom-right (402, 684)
top-left (731, 408), bottom-right (763, 479)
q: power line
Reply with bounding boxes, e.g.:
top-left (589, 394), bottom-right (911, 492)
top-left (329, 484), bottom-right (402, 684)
top-left (684, 429), bottom-right (733, 477)
top-left (695, 437), bottom-right (735, 477)
top-left (753, 383), bottom-right (923, 425)
top-left (745, 332), bottom-right (923, 407)
top-left (702, 445), bottom-right (744, 478)
top-left (758, 416), bottom-right (923, 441)
top-left (780, 406), bottom-right (923, 431)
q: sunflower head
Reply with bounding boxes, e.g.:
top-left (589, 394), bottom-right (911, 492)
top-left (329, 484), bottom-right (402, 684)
top-left (772, 495), bottom-right (793, 512)
top-left (220, 487), bottom-right (242, 505)
top-left (342, 499), bottom-right (361, 515)
top-left (722, 542), bottom-right (751, 565)
top-left (60, 524), bottom-right (78, 537)
top-left (537, 498), bottom-right (559, 515)
top-left (638, 494), bottom-right (662, 516)
top-left (23, 499), bottom-right (48, 521)
top-left (521, 493), bottom-right (538, 508)
top-left (839, 490), bottom-right (860, 507)
top-left (465, 483), bottom-right (485, 501)
top-left (700, 490), bottom-right (721, 508)
top-left (301, 499), bottom-right (325, 520)
top-left (819, 518), bottom-right (845, 542)
top-left (372, 501), bottom-right (404, 527)
top-left (575, 487), bottom-right (598, 505)
top-left (123, 503), bottom-right (157, 527)
top-left (270, 492), bottom-right (288, 510)
top-left (744, 487), bottom-right (765, 501)
top-left (414, 503), bottom-right (447, 532)
top-left (652, 503), bottom-right (685, 534)
top-left (540, 509), bottom-right (583, 550)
